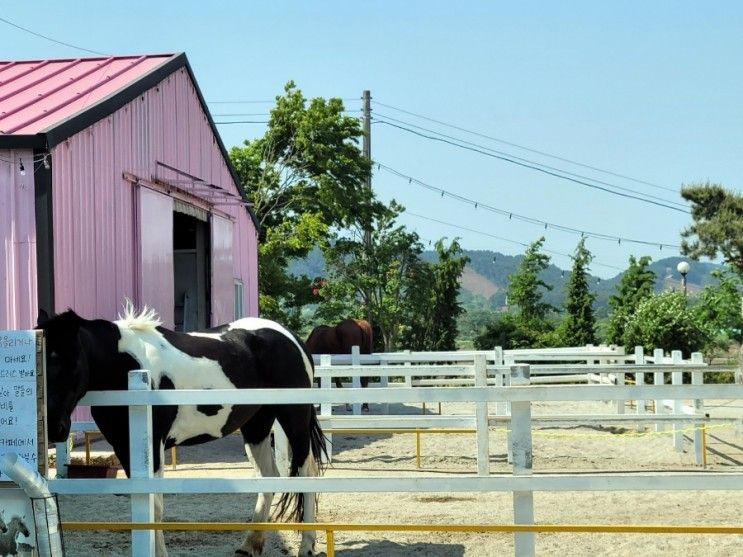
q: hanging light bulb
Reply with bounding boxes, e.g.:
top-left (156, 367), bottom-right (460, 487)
top-left (19, 159), bottom-right (25, 176)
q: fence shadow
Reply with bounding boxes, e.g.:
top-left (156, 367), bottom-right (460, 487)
top-left (319, 539), bottom-right (465, 557)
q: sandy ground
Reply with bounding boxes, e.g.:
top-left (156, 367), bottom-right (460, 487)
top-left (54, 398), bottom-right (743, 557)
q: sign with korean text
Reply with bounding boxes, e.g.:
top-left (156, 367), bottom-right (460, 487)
top-left (0, 330), bottom-right (46, 481)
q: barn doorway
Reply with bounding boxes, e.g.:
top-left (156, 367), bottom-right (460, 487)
top-left (173, 207), bottom-right (210, 331)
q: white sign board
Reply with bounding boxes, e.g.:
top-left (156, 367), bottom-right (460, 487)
top-left (0, 331), bottom-right (38, 481)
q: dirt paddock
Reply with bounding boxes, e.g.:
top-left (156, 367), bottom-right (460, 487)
top-left (55, 399), bottom-right (743, 556)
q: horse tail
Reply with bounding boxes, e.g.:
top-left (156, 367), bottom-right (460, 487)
top-left (358, 319), bottom-right (373, 354)
top-left (273, 406), bottom-right (328, 523)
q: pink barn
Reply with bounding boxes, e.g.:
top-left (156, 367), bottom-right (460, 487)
top-left (0, 53), bottom-right (259, 331)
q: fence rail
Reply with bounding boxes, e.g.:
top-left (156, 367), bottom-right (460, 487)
top-left (54, 366), bottom-right (743, 557)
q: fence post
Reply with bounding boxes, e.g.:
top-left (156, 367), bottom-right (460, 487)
top-left (494, 347), bottom-right (507, 417)
top-left (510, 364), bottom-right (534, 557)
top-left (654, 348), bottom-right (665, 432)
top-left (474, 354), bottom-right (489, 476)
top-left (351, 345), bottom-right (362, 415)
top-left (615, 361), bottom-right (626, 415)
top-left (691, 352), bottom-right (705, 466)
top-left (504, 353), bottom-right (514, 464)
top-left (634, 347), bottom-right (646, 429)
top-left (54, 439), bottom-right (71, 478)
top-left (320, 355), bottom-right (333, 462)
top-left (672, 350), bottom-right (684, 451)
top-left (128, 370), bottom-right (155, 557)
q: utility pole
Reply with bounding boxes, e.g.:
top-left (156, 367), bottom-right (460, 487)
top-left (362, 89), bottom-right (372, 245)
top-left (362, 90), bottom-right (373, 324)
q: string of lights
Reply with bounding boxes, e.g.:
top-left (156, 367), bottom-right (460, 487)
top-left (372, 99), bottom-right (678, 195)
top-left (373, 112), bottom-right (687, 211)
top-left (374, 118), bottom-right (688, 214)
top-left (404, 210), bottom-right (625, 272)
top-left (376, 161), bottom-right (682, 251)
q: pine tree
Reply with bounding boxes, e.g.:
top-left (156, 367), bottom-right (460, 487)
top-left (560, 239), bottom-right (597, 346)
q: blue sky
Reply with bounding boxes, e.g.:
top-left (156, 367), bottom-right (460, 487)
top-left (3, 1), bottom-right (741, 277)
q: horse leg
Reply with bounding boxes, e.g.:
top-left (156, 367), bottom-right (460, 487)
top-left (154, 443), bottom-right (168, 557)
top-left (236, 408), bottom-right (278, 557)
top-left (275, 405), bottom-right (321, 557)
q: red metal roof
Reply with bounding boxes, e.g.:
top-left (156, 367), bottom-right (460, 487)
top-left (0, 54), bottom-right (176, 135)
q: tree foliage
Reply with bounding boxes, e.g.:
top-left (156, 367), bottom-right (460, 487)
top-left (229, 82), bottom-right (372, 324)
top-left (558, 238), bottom-right (597, 346)
top-left (475, 237), bottom-right (556, 349)
top-left (320, 201), bottom-right (424, 351)
top-left (693, 268), bottom-right (743, 360)
top-left (605, 255), bottom-right (656, 346)
top-left (680, 182), bottom-right (743, 379)
top-left (623, 291), bottom-right (708, 357)
top-left (402, 239), bottom-right (469, 351)
top-left (681, 183), bottom-right (743, 275)
top-left (508, 237), bottom-right (555, 323)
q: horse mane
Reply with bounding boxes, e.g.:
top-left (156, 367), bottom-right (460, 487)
top-left (116, 300), bottom-right (162, 331)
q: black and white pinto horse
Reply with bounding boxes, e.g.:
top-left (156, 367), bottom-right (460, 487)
top-left (38, 305), bottom-right (327, 557)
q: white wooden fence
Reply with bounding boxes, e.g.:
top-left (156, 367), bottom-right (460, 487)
top-left (50, 366), bottom-right (743, 557)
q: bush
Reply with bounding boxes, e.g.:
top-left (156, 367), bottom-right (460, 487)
top-left (623, 291), bottom-right (708, 357)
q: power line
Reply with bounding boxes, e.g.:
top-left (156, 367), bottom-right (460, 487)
top-left (0, 16), bottom-right (106, 56)
top-left (404, 211), bottom-right (624, 272)
top-left (375, 119), bottom-right (688, 214)
top-left (209, 97), bottom-right (360, 104)
top-left (214, 121), bottom-right (269, 125)
top-left (376, 162), bottom-right (682, 251)
top-left (372, 99), bottom-right (677, 194)
top-left (373, 112), bottom-right (687, 210)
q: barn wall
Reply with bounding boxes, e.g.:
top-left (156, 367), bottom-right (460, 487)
top-left (50, 66), bottom-right (258, 324)
top-left (0, 149), bottom-right (38, 329)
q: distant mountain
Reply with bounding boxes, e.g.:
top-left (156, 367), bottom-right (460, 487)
top-left (289, 247), bottom-right (724, 314)
top-left (459, 250), bottom-right (722, 316)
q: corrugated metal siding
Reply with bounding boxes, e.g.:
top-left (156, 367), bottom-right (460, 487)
top-left (0, 149), bottom-right (37, 329)
top-left (50, 66), bottom-right (258, 323)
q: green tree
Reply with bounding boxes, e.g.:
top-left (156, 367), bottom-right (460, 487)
top-left (229, 82), bottom-right (372, 324)
top-left (605, 255), bottom-right (656, 345)
top-left (623, 291), bottom-right (708, 357)
top-left (693, 268), bottom-right (743, 361)
top-left (403, 239), bottom-right (469, 350)
top-left (558, 238), bottom-right (597, 346)
top-left (507, 237), bottom-right (556, 339)
top-left (320, 201), bottom-right (424, 351)
top-left (474, 312), bottom-right (534, 350)
top-left (680, 183), bottom-right (743, 380)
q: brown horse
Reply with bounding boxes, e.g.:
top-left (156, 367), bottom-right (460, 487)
top-left (306, 319), bottom-right (373, 410)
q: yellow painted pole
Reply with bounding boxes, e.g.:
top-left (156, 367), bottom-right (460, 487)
top-left (171, 447), bottom-right (177, 470)
top-left (61, 521), bottom-right (743, 535)
top-left (416, 430), bottom-right (421, 468)
top-left (326, 529), bottom-right (335, 557)
top-left (84, 432), bottom-right (92, 465)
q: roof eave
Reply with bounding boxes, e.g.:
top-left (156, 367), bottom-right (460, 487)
top-left (0, 134), bottom-right (47, 149)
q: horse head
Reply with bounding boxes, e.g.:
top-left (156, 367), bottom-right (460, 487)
top-left (37, 309), bottom-right (91, 442)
